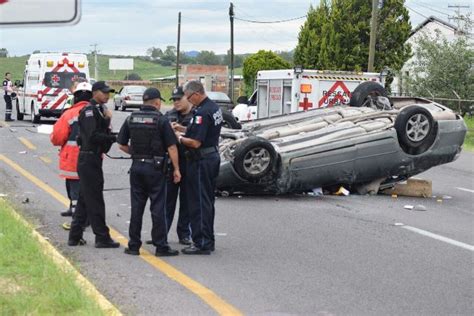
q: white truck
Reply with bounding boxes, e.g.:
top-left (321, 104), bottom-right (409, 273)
top-left (233, 69), bottom-right (384, 122)
top-left (16, 52), bottom-right (90, 123)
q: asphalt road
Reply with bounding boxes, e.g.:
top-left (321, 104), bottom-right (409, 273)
top-left (0, 99), bottom-right (473, 315)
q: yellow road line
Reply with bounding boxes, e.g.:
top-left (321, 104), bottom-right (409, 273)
top-left (0, 153), bottom-right (243, 316)
top-left (19, 137), bottom-right (37, 150)
top-left (1, 198), bottom-right (122, 316)
top-left (39, 156), bottom-right (52, 164)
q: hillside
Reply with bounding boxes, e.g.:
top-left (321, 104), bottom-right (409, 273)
top-left (0, 54), bottom-right (243, 82)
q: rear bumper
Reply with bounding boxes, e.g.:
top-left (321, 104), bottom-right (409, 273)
top-left (39, 109), bottom-right (63, 118)
top-left (123, 100), bottom-right (142, 108)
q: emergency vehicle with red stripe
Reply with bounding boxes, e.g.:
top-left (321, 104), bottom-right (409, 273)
top-left (233, 69), bottom-right (384, 122)
top-left (16, 52), bottom-right (90, 123)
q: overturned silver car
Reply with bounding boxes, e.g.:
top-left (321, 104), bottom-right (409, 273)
top-left (217, 85), bottom-right (467, 195)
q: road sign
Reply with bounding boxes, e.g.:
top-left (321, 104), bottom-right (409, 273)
top-left (0, 0), bottom-right (81, 26)
top-left (109, 58), bottom-right (134, 71)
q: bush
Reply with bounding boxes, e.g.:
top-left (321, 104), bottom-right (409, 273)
top-left (124, 73), bottom-right (142, 80)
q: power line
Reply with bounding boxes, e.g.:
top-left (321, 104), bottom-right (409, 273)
top-left (405, 5), bottom-right (431, 20)
top-left (410, 1), bottom-right (450, 16)
top-left (234, 15), bottom-right (307, 24)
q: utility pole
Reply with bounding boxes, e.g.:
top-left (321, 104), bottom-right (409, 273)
top-left (448, 4), bottom-right (470, 32)
top-left (229, 2), bottom-right (235, 101)
top-left (90, 43), bottom-right (99, 80)
top-left (367, 0), bottom-right (378, 72)
top-left (176, 12), bottom-right (181, 87)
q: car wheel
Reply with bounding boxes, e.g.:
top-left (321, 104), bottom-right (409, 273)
top-left (350, 81), bottom-right (390, 108)
top-left (222, 109), bottom-right (241, 129)
top-left (30, 103), bottom-right (40, 124)
top-left (394, 106), bottom-right (437, 155)
top-left (16, 99), bottom-right (24, 121)
top-left (233, 137), bottom-right (276, 181)
top-left (114, 101), bottom-right (118, 111)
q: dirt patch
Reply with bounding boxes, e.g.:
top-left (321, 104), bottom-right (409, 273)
top-left (0, 277), bottom-right (27, 295)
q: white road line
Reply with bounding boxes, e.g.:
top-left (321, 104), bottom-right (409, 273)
top-left (456, 187), bottom-right (474, 193)
top-left (401, 225), bottom-right (474, 252)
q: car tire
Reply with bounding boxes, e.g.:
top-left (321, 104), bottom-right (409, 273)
top-left (114, 102), bottom-right (118, 111)
top-left (222, 109), bottom-right (241, 129)
top-left (233, 136), bottom-right (276, 182)
top-left (394, 105), bottom-right (437, 155)
top-left (16, 99), bottom-right (24, 121)
top-left (350, 81), bottom-right (389, 108)
top-left (31, 103), bottom-right (40, 124)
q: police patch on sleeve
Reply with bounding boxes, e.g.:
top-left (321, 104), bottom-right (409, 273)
top-left (85, 110), bottom-right (93, 117)
top-left (194, 116), bottom-right (203, 124)
top-left (213, 109), bottom-right (223, 126)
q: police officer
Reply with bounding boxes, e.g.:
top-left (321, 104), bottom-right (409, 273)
top-left (117, 87), bottom-right (181, 257)
top-left (3, 72), bottom-right (15, 121)
top-left (68, 81), bottom-right (119, 248)
top-left (176, 80), bottom-right (223, 255)
top-left (165, 86), bottom-right (193, 245)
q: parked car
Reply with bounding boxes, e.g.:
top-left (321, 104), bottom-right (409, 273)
top-left (207, 91), bottom-right (234, 111)
top-left (206, 91), bottom-right (241, 129)
top-left (113, 85), bottom-right (147, 111)
top-left (217, 82), bottom-right (467, 195)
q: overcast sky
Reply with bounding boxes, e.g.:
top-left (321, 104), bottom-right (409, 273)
top-left (0, 0), bottom-right (471, 56)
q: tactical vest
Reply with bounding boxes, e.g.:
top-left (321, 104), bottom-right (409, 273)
top-left (129, 110), bottom-right (164, 158)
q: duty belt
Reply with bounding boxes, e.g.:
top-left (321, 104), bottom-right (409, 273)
top-left (133, 158), bottom-right (155, 163)
top-left (199, 146), bottom-right (218, 156)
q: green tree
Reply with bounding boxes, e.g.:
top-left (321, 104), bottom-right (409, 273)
top-left (0, 48), bottom-right (8, 57)
top-left (404, 31), bottom-right (473, 110)
top-left (146, 47), bottom-right (163, 59)
top-left (195, 50), bottom-right (220, 65)
top-left (242, 50), bottom-right (291, 95)
top-left (294, 0), bottom-right (411, 72)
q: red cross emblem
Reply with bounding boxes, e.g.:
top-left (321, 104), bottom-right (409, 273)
top-left (51, 74), bottom-right (60, 83)
top-left (299, 96), bottom-right (313, 111)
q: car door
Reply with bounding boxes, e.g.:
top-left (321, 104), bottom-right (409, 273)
top-left (114, 87), bottom-right (123, 107)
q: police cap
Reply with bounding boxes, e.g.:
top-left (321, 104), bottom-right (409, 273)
top-left (170, 86), bottom-right (185, 100)
top-left (92, 81), bottom-right (115, 93)
top-left (143, 87), bottom-right (165, 102)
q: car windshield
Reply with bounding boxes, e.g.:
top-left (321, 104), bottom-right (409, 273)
top-left (44, 72), bottom-right (87, 89)
top-left (207, 91), bottom-right (231, 102)
top-left (125, 86), bottom-right (146, 94)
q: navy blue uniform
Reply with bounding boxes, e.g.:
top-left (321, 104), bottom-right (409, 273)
top-left (69, 99), bottom-right (117, 244)
top-left (165, 109), bottom-right (193, 241)
top-left (3, 78), bottom-right (13, 121)
top-left (117, 105), bottom-right (177, 252)
top-left (184, 97), bottom-right (222, 251)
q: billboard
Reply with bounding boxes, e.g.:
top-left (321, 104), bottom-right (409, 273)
top-left (0, 0), bottom-right (81, 26)
top-left (109, 58), bottom-right (134, 71)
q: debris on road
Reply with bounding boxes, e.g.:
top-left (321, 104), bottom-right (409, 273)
top-left (413, 204), bottom-right (427, 211)
top-left (19, 151), bottom-right (27, 154)
top-left (381, 178), bottom-right (432, 198)
top-left (37, 125), bottom-right (53, 135)
top-left (22, 198), bottom-right (29, 204)
top-left (334, 186), bottom-right (350, 196)
top-left (393, 222), bottom-right (404, 226)
top-left (404, 205), bottom-right (414, 210)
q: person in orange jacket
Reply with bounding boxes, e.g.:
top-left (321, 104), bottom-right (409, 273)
top-left (50, 82), bottom-right (92, 218)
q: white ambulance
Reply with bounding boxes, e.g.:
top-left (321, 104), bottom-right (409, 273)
top-left (16, 52), bottom-right (90, 123)
top-left (233, 69), bottom-right (383, 121)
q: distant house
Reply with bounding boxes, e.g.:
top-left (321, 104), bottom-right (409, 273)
top-left (391, 16), bottom-right (463, 96)
top-left (179, 64), bottom-right (229, 93)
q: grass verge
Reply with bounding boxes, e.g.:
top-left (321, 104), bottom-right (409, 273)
top-left (463, 117), bottom-right (474, 151)
top-left (0, 199), bottom-right (104, 315)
